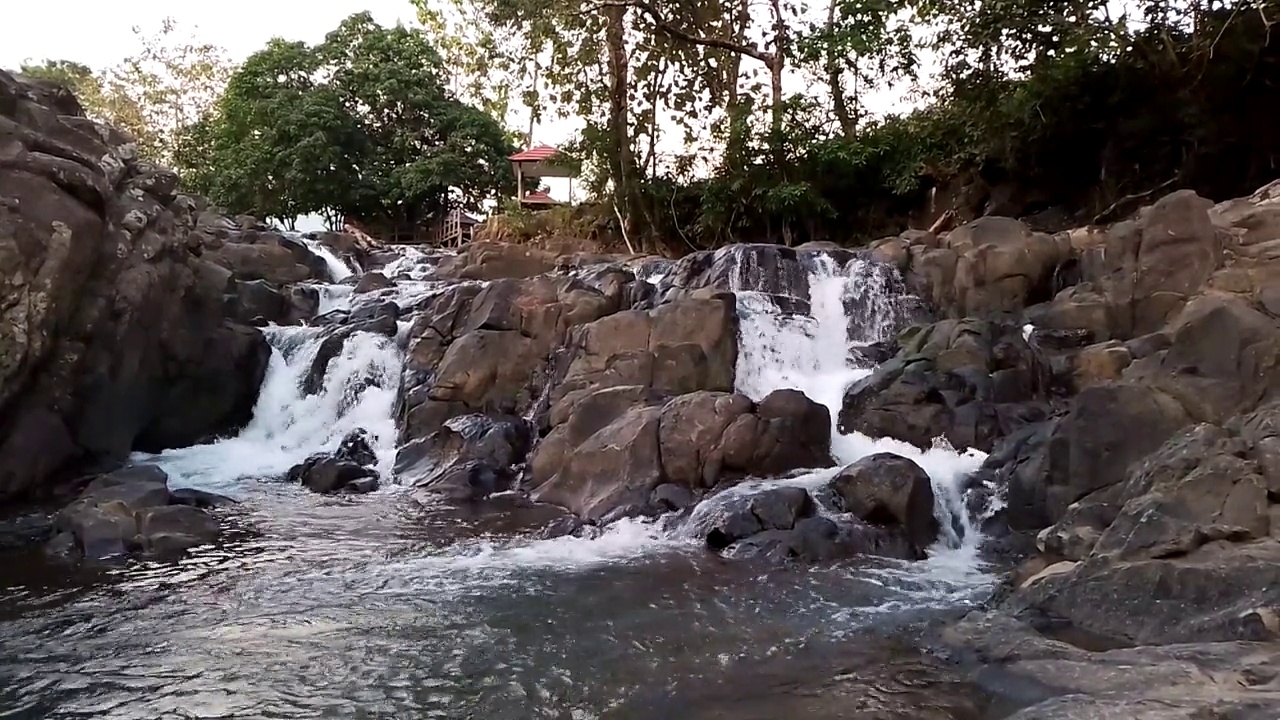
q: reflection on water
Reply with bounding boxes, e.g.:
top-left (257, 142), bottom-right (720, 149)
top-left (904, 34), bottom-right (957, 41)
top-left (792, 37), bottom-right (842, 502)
top-left (0, 490), bottom-right (995, 719)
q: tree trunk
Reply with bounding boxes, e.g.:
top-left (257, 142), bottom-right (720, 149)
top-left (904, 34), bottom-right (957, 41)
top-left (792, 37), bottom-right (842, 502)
top-left (767, 0), bottom-right (788, 163)
top-left (826, 0), bottom-right (856, 139)
top-left (724, 0), bottom-right (752, 167)
top-left (604, 5), bottom-right (645, 250)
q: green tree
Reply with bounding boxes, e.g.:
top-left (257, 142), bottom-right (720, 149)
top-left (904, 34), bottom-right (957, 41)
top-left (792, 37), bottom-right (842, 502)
top-left (180, 12), bottom-right (517, 230)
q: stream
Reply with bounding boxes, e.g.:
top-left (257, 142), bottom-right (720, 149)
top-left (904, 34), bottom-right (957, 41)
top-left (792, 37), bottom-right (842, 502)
top-left (0, 241), bottom-right (1001, 718)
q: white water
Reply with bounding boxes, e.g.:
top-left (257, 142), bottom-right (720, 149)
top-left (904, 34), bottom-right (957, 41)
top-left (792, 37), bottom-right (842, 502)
top-left (134, 326), bottom-right (403, 496)
top-left (298, 236), bottom-right (354, 282)
top-left (723, 247), bottom-right (989, 562)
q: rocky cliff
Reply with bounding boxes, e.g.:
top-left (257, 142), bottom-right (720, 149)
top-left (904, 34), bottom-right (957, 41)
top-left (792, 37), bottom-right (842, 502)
top-left (0, 70), bottom-right (330, 502)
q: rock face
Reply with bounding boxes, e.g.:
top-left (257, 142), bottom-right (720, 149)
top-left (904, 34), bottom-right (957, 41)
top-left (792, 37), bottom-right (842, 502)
top-left (901, 179), bottom-right (1280, 715)
top-left (286, 429), bottom-right (381, 494)
top-left (0, 70), bottom-right (275, 502)
top-left (839, 318), bottom-right (1056, 453)
top-left (828, 453), bottom-right (940, 556)
top-left (47, 465), bottom-right (227, 560)
top-left (529, 389), bottom-right (831, 521)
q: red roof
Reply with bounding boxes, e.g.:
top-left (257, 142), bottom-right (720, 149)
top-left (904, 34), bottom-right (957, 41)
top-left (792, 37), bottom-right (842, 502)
top-left (521, 191), bottom-right (560, 204)
top-left (509, 145), bottom-right (560, 162)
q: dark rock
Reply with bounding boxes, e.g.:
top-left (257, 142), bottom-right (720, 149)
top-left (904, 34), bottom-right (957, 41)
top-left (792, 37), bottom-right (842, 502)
top-left (829, 453), bottom-right (940, 556)
top-left (353, 271), bottom-right (394, 294)
top-left (286, 427), bottom-right (381, 495)
top-left (49, 465), bottom-right (221, 560)
top-left (336, 428), bottom-right (378, 467)
top-left (693, 486), bottom-right (816, 550)
top-left (288, 457), bottom-right (378, 494)
top-left (395, 414), bottom-right (531, 501)
top-left (0, 70), bottom-right (270, 502)
top-left (839, 319), bottom-right (1053, 453)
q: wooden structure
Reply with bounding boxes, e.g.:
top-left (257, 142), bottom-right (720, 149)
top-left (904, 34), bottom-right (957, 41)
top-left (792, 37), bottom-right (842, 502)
top-left (343, 208), bottom-right (479, 247)
top-left (425, 208), bottom-right (481, 247)
top-left (509, 145), bottom-right (577, 208)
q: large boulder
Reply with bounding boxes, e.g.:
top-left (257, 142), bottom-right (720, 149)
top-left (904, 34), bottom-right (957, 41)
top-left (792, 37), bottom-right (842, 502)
top-left (828, 453), bottom-right (940, 557)
top-left (528, 389), bottom-right (832, 522)
top-left (838, 319), bottom-right (1055, 453)
top-left (46, 465), bottom-right (225, 560)
top-left (0, 70), bottom-right (271, 502)
top-left (396, 274), bottom-right (623, 443)
top-left (394, 414), bottom-right (532, 501)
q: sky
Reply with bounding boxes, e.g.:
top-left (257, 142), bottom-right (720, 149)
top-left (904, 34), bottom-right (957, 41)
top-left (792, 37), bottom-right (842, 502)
top-left (3, 1), bottom-right (418, 71)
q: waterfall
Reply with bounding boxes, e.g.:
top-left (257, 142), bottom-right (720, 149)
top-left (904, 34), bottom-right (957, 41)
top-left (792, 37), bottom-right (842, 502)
top-left (718, 246), bottom-right (989, 554)
top-left (298, 235), bottom-right (354, 282)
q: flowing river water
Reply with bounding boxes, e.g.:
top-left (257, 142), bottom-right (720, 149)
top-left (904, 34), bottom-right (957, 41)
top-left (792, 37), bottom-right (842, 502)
top-left (0, 242), bottom-right (1002, 718)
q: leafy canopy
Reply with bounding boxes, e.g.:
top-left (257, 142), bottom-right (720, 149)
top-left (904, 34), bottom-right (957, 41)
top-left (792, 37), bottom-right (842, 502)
top-left (177, 12), bottom-right (518, 228)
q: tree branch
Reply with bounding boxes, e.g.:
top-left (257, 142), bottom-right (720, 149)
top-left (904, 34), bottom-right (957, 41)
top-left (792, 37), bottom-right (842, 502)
top-left (581, 0), bottom-right (773, 64)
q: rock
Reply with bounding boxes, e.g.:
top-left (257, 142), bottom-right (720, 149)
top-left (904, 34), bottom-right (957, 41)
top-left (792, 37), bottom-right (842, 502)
top-left (289, 458), bottom-right (379, 494)
top-left (397, 275), bottom-right (621, 443)
top-left (353, 271), bottom-right (394, 294)
top-left (50, 465), bottom-right (221, 560)
top-left (336, 428), bottom-right (378, 467)
top-left (938, 611), bottom-right (1280, 719)
top-left (1071, 341), bottom-right (1132, 388)
top-left (1032, 382), bottom-right (1192, 526)
top-left (530, 388), bottom-right (832, 522)
top-left (944, 216), bottom-right (1068, 317)
top-left (828, 453), bottom-right (940, 556)
top-left (694, 486), bottom-right (816, 550)
top-left (395, 414), bottom-right (531, 501)
top-left (839, 319), bottom-right (1054, 452)
top-left (285, 428), bottom-right (380, 494)
top-left (0, 70), bottom-right (270, 502)
top-left (530, 405), bottom-right (666, 521)
top-left (1121, 294), bottom-right (1280, 425)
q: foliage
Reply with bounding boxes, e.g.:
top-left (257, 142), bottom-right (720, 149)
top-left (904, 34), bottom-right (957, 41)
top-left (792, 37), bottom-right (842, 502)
top-left (177, 12), bottom-right (518, 229)
top-left (416, 0), bottom-right (1277, 252)
top-left (23, 19), bottom-right (232, 167)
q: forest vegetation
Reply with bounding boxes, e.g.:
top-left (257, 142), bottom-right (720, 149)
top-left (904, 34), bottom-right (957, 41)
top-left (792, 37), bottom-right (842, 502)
top-left (18, 1), bottom-right (1280, 253)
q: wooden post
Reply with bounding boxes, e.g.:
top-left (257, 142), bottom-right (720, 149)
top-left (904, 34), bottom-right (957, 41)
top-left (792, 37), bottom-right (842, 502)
top-left (516, 163), bottom-right (524, 203)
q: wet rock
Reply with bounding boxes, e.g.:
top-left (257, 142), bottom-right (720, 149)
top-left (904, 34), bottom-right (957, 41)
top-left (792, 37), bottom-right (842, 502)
top-left (828, 453), bottom-right (940, 556)
top-left (49, 465), bottom-right (221, 560)
top-left (353, 271), bottom-right (394, 294)
top-left (694, 486), bottom-right (816, 550)
top-left (395, 414), bottom-right (531, 501)
top-left (529, 389), bottom-right (832, 522)
top-left (225, 278), bottom-right (287, 326)
top-left (0, 70), bottom-right (271, 501)
top-left (286, 428), bottom-right (380, 495)
top-left (839, 319), bottom-right (1054, 453)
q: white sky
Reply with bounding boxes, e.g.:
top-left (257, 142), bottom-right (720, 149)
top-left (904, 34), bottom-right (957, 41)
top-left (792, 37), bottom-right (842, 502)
top-left (3, 1), bottom-right (418, 72)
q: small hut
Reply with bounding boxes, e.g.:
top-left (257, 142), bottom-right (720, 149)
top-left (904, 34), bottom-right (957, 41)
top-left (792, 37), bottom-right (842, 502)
top-left (509, 145), bottom-right (577, 208)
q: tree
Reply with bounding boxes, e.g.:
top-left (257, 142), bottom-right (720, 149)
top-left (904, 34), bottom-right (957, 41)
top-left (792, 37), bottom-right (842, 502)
top-left (21, 19), bottom-right (233, 168)
top-left (180, 12), bottom-right (518, 230)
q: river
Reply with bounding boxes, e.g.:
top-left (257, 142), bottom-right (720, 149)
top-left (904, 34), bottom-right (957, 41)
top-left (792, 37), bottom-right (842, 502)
top-left (0, 242), bottom-right (1002, 718)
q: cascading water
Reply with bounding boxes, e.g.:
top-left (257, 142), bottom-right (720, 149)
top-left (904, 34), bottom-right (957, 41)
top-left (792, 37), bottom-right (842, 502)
top-left (298, 235), bottom-right (354, 282)
top-left (711, 245), bottom-right (989, 564)
top-left (1, 241), bottom-right (1002, 719)
top-left (136, 326), bottom-right (403, 495)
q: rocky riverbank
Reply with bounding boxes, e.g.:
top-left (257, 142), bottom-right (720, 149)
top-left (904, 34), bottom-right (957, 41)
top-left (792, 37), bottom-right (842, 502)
top-left (4, 66), bottom-right (1280, 718)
